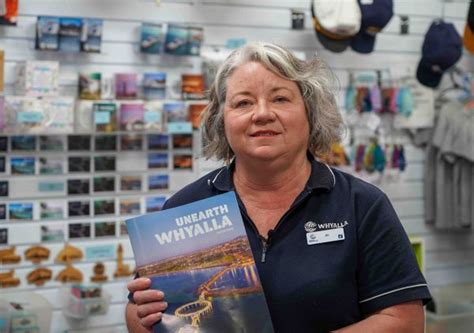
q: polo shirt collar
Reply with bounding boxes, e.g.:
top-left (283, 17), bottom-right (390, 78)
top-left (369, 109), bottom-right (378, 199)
top-left (211, 153), bottom-right (336, 192)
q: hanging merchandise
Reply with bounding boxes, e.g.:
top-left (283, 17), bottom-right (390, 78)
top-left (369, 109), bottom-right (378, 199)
top-left (310, 0), bottom-right (361, 53)
top-left (36, 16), bottom-right (60, 51)
top-left (463, 0), bottom-right (474, 53)
top-left (416, 20), bottom-right (462, 88)
top-left (0, 0), bottom-right (18, 25)
top-left (140, 22), bottom-right (163, 54)
top-left (351, 0), bottom-right (394, 54)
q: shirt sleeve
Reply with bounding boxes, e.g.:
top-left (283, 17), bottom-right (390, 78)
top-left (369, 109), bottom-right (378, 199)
top-left (356, 193), bottom-right (432, 315)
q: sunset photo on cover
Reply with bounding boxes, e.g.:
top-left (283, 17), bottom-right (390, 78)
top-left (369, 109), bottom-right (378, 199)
top-left (126, 192), bottom-right (274, 333)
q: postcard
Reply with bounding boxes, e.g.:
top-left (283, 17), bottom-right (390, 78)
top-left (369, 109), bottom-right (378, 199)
top-left (0, 156), bottom-right (5, 173)
top-left (95, 135), bottom-right (117, 151)
top-left (69, 222), bottom-right (91, 239)
top-left (93, 176), bottom-right (115, 192)
top-left (94, 156), bottom-right (116, 172)
top-left (148, 174), bottom-right (169, 190)
top-left (9, 202), bottom-right (33, 220)
top-left (120, 102), bottom-right (145, 131)
top-left (79, 73), bottom-right (101, 100)
top-left (173, 153), bottom-right (193, 170)
top-left (148, 134), bottom-right (169, 150)
top-left (121, 134), bottom-right (143, 151)
top-left (68, 200), bottom-right (90, 217)
top-left (0, 181), bottom-right (7, 197)
top-left (140, 23), bottom-right (163, 54)
top-left (144, 101), bottom-right (164, 131)
top-left (94, 102), bottom-right (118, 132)
top-left (41, 224), bottom-right (65, 242)
top-left (148, 152), bottom-right (169, 169)
top-left (81, 18), bottom-right (103, 53)
top-left (126, 192), bottom-right (274, 333)
top-left (172, 134), bottom-right (193, 149)
top-left (143, 72), bottom-right (166, 100)
top-left (11, 135), bottom-right (36, 151)
top-left (38, 156), bottom-right (63, 175)
top-left (11, 156), bottom-right (35, 175)
top-left (0, 204), bottom-right (6, 219)
top-left (187, 26), bottom-right (203, 56)
top-left (94, 221), bottom-right (116, 238)
top-left (68, 135), bottom-right (91, 151)
top-left (181, 74), bottom-right (205, 100)
top-left (119, 220), bottom-right (128, 235)
top-left (67, 179), bottom-right (90, 195)
top-left (121, 175), bottom-right (142, 191)
top-left (164, 24), bottom-right (189, 55)
top-left (39, 135), bottom-right (64, 151)
top-left (164, 102), bottom-right (187, 123)
top-left (189, 103), bottom-right (206, 129)
top-left (145, 196), bottom-right (166, 213)
top-left (40, 201), bottom-right (64, 220)
top-left (120, 198), bottom-right (141, 215)
top-left (36, 16), bottom-right (59, 51)
top-left (0, 227), bottom-right (7, 244)
top-left (59, 17), bottom-right (82, 52)
top-left (0, 137), bottom-right (7, 151)
top-left (94, 199), bottom-right (115, 216)
top-left (115, 73), bottom-right (138, 100)
top-left (68, 156), bottom-right (91, 173)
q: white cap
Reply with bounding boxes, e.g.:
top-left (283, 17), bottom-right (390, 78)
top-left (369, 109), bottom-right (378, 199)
top-left (312, 0), bottom-right (361, 38)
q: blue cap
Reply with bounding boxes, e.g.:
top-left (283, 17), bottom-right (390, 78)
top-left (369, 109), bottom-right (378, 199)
top-left (351, 0), bottom-right (393, 54)
top-left (416, 21), bottom-right (462, 88)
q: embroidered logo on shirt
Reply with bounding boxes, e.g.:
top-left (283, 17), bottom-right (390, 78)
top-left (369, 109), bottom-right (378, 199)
top-left (304, 220), bottom-right (349, 232)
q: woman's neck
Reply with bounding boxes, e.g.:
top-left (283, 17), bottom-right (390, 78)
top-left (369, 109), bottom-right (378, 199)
top-left (233, 153), bottom-right (311, 195)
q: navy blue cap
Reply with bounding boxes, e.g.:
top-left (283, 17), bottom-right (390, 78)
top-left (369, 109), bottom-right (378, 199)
top-left (416, 21), bottom-right (462, 88)
top-left (351, 0), bottom-right (393, 54)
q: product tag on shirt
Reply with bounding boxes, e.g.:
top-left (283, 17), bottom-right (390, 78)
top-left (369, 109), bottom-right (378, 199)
top-left (306, 228), bottom-right (345, 245)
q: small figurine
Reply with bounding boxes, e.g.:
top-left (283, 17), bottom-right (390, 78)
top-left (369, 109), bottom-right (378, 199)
top-left (56, 262), bottom-right (83, 283)
top-left (114, 243), bottom-right (133, 278)
top-left (0, 246), bottom-right (21, 264)
top-left (0, 269), bottom-right (21, 288)
top-left (91, 262), bottom-right (108, 282)
top-left (55, 243), bottom-right (83, 263)
top-left (27, 267), bottom-right (52, 286)
top-left (24, 245), bottom-right (50, 264)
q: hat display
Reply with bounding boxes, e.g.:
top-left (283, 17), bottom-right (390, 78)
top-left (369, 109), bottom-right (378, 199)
top-left (463, 1), bottom-right (474, 53)
top-left (416, 21), bottom-right (462, 88)
top-left (310, 0), bottom-right (361, 53)
top-left (351, 0), bottom-right (393, 54)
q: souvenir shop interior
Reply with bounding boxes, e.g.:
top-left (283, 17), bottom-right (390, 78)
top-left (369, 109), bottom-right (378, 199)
top-left (0, 0), bottom-right (473, 332)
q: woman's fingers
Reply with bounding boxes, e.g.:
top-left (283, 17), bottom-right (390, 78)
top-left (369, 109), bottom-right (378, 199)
top-left (137, 301), bottom-right (168, 318)
top-left (127, 277), bottom-right (151, 293)
top-left (140, 312), bottom-right (164, 328)
top-left (133, 289), bottom-right (165, 305)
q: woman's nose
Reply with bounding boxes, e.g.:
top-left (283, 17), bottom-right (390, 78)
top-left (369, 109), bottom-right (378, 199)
top-left (252, 101), bottom-right (276, 123)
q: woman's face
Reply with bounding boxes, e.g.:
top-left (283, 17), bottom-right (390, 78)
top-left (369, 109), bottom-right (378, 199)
top-left (223, 61), bottom-right (310, 163)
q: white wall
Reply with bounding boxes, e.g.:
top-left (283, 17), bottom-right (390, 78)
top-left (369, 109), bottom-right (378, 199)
top-left (1, 0), bottom-right (473, 332)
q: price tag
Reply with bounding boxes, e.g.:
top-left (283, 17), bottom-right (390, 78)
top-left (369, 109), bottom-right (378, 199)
top-left (167, 122), bottom-right (192, 133)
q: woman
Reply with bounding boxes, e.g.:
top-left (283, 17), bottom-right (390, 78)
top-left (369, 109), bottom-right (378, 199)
top-left (126, 42), bottom-right (431, 332)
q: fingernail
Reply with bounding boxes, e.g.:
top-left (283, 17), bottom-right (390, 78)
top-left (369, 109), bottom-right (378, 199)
top-left (163, 302), bottom-right (168, 309)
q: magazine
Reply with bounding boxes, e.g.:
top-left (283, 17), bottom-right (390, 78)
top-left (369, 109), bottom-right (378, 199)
top-left (126, 191), bottom-right (274, 333)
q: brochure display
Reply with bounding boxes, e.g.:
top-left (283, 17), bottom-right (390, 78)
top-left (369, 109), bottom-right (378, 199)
top-left (126, 192), bottom-right (274, 333)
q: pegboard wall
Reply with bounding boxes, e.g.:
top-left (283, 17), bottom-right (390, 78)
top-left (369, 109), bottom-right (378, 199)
top-left (1, 1), bottom-right (473, 332)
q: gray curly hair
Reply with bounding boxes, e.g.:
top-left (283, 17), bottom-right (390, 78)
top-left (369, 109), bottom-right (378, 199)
top-left (201, 42), bottom-right (343, 163)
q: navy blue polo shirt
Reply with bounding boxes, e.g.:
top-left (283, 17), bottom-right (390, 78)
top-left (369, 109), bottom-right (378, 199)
top-left (138, 155), bottom-right (431, 332)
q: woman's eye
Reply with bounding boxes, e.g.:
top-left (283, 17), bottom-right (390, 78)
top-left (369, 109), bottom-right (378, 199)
top-left (274, 96), bottom-right (289, 103)
top-left (235, 100), bottom-right (251, 108)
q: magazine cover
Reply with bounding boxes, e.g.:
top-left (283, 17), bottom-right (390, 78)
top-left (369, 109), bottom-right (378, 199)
top-left (140, 23), bottom-right (163, 54)
top-left (58, 17), bottom-right (82, 52)
top-left (81, 18), bottom-right (103, 53)
top-left (79, 72), bottom-right (101, 100)
top-left (182, 74), bottom-right (206, 100)
top-left (126, 191), bottom-right (274, 333)
top-left (120, 102), bottom-right (145, 131)
top-left (143, 72), bottom-right (166, 100)
top-left (36, 16), bottom-right (60, 51)
top-left (94, 102), bottom-right (118, 132)
top-left (164, 24), bottom-right (189, 55)
top-left (115, 73), bottom-right (138, 100)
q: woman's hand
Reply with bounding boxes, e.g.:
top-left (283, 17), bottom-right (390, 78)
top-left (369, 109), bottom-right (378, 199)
top-left (126, 277), bottom-right (168, 332)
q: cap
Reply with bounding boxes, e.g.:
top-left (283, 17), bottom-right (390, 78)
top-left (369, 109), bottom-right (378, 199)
top-left (310, 0), bottom-right (360, 53)
top-left (416, 21), bottom-right (462, 88)
top-left (464, 1), bottom-right (474, 53)
top-left (351, 0), bottom-right (393, 54)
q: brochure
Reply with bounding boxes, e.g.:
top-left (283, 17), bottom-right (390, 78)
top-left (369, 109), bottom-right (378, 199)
top-left (126, 191), bottom-right (274, 333)
top-left (140, 23), bottom-right (163, 54)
